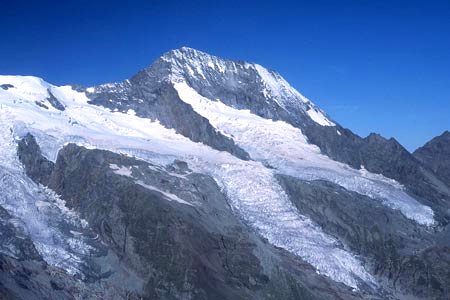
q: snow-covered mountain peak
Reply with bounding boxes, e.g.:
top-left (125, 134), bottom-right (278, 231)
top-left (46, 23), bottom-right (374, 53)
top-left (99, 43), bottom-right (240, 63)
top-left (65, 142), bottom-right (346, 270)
top-left (163, 46), bottom-right (216, 61)
top-left (160, 46), bottom-right (237, 79)
top-left (156, 47), bottom-right (335, 127)
top-left (1, 48), bottom-right (448, 298)
top-left (0, 75), bottom-right (68, 111)
top-left (0, 75), bottom-right (49, 95)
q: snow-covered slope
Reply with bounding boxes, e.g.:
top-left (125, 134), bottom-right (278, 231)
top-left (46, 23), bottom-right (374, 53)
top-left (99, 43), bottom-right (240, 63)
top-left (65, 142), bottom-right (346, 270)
top-left (0, 51), bottom-right (437, 293)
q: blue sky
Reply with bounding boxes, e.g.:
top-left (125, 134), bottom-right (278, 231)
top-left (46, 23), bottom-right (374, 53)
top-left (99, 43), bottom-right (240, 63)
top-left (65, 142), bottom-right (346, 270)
top-left (1, 0), bottom-right (449, 151)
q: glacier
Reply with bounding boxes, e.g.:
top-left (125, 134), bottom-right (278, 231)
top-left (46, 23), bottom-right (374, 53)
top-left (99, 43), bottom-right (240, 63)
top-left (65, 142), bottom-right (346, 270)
top-left (0, 73), bottom-right (435, 290)
top-left (0, 112), bottom-right (93, 278)
top-left (172, 80), bottom-right (434, 226)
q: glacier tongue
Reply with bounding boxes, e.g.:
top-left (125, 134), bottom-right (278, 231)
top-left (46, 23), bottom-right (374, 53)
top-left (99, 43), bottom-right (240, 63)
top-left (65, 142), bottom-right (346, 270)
top-left (207, 162), bottom-right (375, 288)
top-left (173, 81), bottom-right (435, 227)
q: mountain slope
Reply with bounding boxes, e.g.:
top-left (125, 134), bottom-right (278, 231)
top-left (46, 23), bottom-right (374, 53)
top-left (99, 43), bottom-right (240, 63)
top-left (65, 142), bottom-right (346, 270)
top-left (414, 131), bottom-right (450, 185)
top-left (86, 47), bottom-right (449, 222)
top-left (0, 47), bottom-right (449, 299)
top-left (165, 48), bottom-right (450, 224)
top-left (14, 134), bottom-right (369, 300)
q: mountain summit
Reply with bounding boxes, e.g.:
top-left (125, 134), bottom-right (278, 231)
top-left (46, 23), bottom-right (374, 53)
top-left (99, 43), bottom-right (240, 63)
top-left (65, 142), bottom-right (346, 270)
top-left (158, 47), bottom-right (335, 125)
top-left (0, 48), bottom-right (449, 299)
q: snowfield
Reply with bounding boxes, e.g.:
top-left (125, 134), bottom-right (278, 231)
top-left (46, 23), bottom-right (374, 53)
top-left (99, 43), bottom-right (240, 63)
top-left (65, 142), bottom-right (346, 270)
top-left (0, 74), bottom-right (435, 289)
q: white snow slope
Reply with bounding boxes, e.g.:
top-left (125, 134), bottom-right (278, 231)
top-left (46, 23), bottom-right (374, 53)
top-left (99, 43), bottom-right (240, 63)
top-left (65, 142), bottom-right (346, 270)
top-left (0, 74), bottom-right (434, 289)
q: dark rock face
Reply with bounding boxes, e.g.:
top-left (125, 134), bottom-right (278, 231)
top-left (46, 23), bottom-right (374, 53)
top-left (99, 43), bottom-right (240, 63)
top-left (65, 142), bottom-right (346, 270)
top-left (414, 131), bottom-right (450, 185)
top-left (34, 101), bottom-right (49, 110)
top-left (0, 83), bottom-right (14, 90)
top-left (17, 133), bottom-right (55, 186)
top-left (46, 89), bottom-right (65, 111)
top-left (15, 134), bottom-right (368, 300)
top-left (0, 254), bottom-right (75, 300)
top-left (277, 175), bottom-right (450, 300)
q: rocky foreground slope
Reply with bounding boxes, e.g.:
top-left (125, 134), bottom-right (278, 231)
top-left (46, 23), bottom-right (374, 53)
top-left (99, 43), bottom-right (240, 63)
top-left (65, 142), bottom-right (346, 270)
top-left (0, 47), bottom-right (449, 299)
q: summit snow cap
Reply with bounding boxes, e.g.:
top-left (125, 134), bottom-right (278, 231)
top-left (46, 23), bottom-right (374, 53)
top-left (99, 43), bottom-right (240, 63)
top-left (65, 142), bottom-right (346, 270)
top-left (160, 47), bottom-right (335, 127)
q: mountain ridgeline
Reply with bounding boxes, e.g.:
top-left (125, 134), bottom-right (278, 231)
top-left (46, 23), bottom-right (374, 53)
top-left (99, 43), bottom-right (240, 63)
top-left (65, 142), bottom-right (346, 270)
top-left (0, 47), bottom-right (449, 300)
